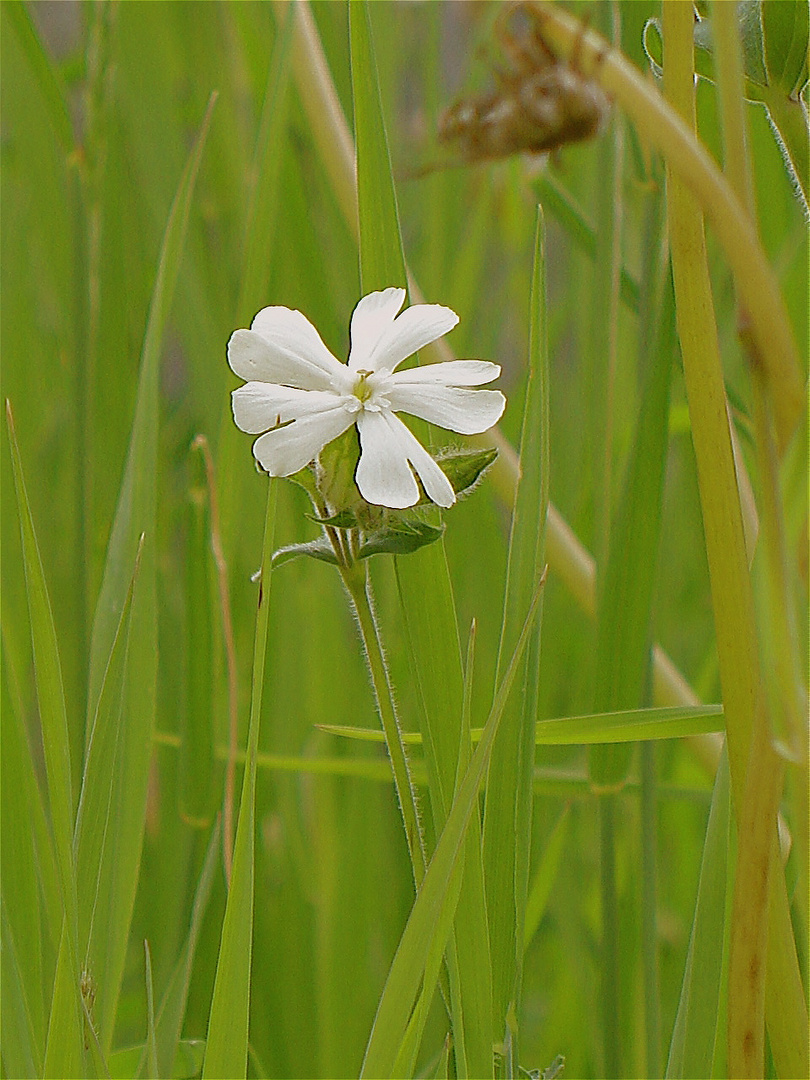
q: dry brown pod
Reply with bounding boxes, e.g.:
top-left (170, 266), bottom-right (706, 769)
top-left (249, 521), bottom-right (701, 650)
top-left (437, 1), bottom-right (611, 163)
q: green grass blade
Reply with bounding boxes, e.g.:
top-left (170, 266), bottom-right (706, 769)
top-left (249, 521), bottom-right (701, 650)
top-left (522, 807), bottom-right (570, 951)
top-left (217, 4), bottom-right (294, 556)
top-left (0, 658), bottom-right (52, 1071)
top-left (6, 401), bottom-right (84, 1072)
top-left (87, 90), bottom-right (216, 721)
top-left (73, 539), bottom-right (141, 1049)
top-left (483, 209), bottom-right (549, 1050)
top-left (81, 95), bottom-right (215, 1053)
top-left (532, 705), bottom-right (724, 744)
top-left (360, 577), bottom-right (545, 1080)
top-left (666, 750), bottom-right (732, 1079)
top-left (236, 4), bottom-right (295, 324)
top-left (181, 451), bottom-right (217, 828)
top-left (532, 172), bottom-right (640, 313)
top-left (589, 179), bottom-right (673, 788)
top-left (202, 480), bottom-right (277, 1079)
top-left (154, 822), bottom-right (221, 1078)
top-left (350, 1), bottom-right (407, 296)
top-left (6, 402), bottom-right (77, 934)
top-left (143, 941), bottom-right (158, 1080)
top-left (1, 896), bottom-right (41, 1078)
top-left (396, 544), bottom-right (495, 1078)
top-left (351, 4), bottom-right (493, 1072)
top-left (42, 920), bottom-right (84, 1079)
top-left (3, 0), bottom-right (73, 154)
top-left (321, 704), bottom-right (725, 748)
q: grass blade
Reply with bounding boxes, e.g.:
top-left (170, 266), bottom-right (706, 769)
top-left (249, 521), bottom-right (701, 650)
top-left (350, 1), bottom-right (407, 296)
top-left (666, 751), bottom-right (732, 1079)
top-left (153, 822), bottom-right (221, 1078)
top-left (361, 575), bottom-right (546, 1080)
top-left (589, 177), bottom-right (673, 788)
top-left (321, 703), bottom-right (724, 748)
top-left (482, 209), bottom-right (549, 1053)
top-left (6, 401), bottom-right (83, 1073)
top-left (82, 95), bottom-right (215, 1053)
top-left (143, 941), bottom-right (158, 1080)
top-left (202, 480), bottom-right (277, 1079)
top-left (351, 4), bottom-right (493, 1072)
top-left (1, 896), bottom-right (40, 1078)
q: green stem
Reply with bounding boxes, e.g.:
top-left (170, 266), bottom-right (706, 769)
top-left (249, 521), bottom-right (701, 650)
top-left (711, 0), bottom-right (757, 219)
top-left (762, 91), bottom-right (809, 215)
top-left (640, 743), bottom-right (661, 1079)
top-left (340, 559), bottom-right (427, 887)
top-left (599, 796), bottom-right (621, 1078)
top-left (660, 7), bottom-right (807, 1077)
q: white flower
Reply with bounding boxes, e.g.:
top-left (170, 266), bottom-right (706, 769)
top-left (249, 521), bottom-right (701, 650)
top-left (228, 287), bottom-right (506, 509)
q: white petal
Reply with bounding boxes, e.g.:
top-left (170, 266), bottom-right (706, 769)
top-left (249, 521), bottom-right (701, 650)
top-left (363, 304), bottom-right (459, 375)
top-left (251, 405), bottom-right (354, 476)
top-left (355, 410), bottom-right (420, 508)
top-left (348, 288), bottom-right (407, 372)
top-left (356, 411), bottom-right (455, 508)
top-left (385, 385), bottom-right (506, 435)
top-left (232, 383), bottom-right (345, 434)
top-left (387, 359), bottom-right (501, 387)
top-left (228, 307), bottom-right (350, 391)
top-left (386, 413), bottom-right (457, 507)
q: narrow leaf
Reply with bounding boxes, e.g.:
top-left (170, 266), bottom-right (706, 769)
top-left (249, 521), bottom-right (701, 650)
top-left (153, 822), bottom-right (221, 1078)
top-left (357, 521), bottom-right (445, 559)
top-left (351, 4), bottom-right (494, 1072)
top-left (202, 481), bottom-right (277, 1079)
top-left (483, 209), bottom-right (549, 1048)
top-left (360, 575), bottom-right (546, 1079)
top-left (666, 751), bottom-right (732, 1079)
top-left (83, 95), bottom-right (216, 1053)
top-left (7, 402), bottom-right (83, 1073)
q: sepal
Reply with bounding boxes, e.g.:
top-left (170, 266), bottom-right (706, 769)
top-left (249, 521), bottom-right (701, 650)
top-left (356, 519), bottom-right (445, 558)
top-left (271, 538), bottom-right (339, 569)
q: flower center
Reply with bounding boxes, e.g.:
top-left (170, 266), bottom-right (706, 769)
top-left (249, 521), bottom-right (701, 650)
top-left (353, 369), bottom-right (374, 404)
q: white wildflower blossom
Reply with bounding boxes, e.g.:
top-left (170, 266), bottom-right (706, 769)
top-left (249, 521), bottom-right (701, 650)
top-left (228, 287), bottom-right (506, 509)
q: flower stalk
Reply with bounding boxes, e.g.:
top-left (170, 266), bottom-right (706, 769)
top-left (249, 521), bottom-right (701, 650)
top-left (338, 554), bottom-right (427, 888)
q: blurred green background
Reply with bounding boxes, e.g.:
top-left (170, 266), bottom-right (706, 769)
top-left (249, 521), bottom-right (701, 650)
top-left (2, 2), bottom-right (806, 1078)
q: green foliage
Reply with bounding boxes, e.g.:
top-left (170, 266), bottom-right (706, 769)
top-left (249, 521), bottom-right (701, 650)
top-left (2, 2), bottom-right (806, 1079)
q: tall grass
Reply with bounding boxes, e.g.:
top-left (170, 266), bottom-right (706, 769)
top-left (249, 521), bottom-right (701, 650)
top-left (2, 2), bottom-right (806, 1078)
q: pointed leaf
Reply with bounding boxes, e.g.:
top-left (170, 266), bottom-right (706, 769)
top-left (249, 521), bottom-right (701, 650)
top-left (203, 481), bottom-right (277, 1079)
top-left (358, 520), bottom-right (445, 559)
top-left (361, 576), bottom-right (545, 1079)
top-left (81, 95), bottom-right (215, 1053)
top-left (483, 210), bottom-right (549, 1044)
top-left (666, 752), bottom-right (732, 1078)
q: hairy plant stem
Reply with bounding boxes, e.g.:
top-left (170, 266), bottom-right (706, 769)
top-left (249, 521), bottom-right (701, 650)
top-left (337, 546), bottom-right (427, 888)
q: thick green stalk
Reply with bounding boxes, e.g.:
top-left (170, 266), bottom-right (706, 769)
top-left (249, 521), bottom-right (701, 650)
top-left (341, 560), bottom-right (426, 888)
top-left (710, 7), bottom-right (808, 1073)
top-left (661, 7), bottom-right (807, 1077)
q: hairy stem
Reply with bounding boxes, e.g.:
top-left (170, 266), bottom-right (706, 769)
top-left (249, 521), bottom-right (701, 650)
top-left (340, 560), bottom-right (427, 888)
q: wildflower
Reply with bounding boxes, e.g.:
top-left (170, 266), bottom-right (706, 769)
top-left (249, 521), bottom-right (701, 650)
top-left (228, 287), bottom-right (505, 509)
